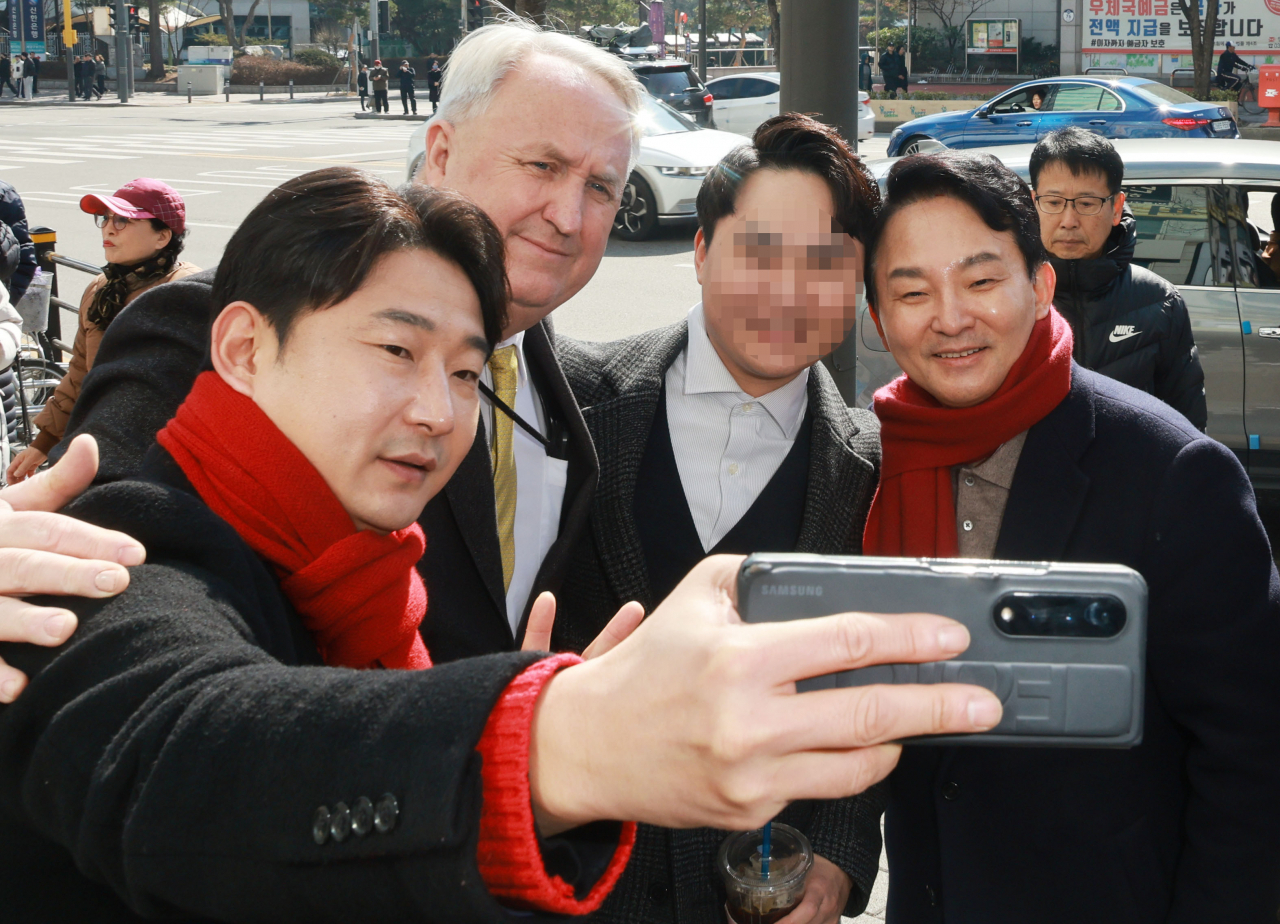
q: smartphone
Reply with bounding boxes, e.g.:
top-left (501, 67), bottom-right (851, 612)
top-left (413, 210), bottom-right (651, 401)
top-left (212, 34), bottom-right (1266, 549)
top-left (739, 553), bottom-right (1148, 748)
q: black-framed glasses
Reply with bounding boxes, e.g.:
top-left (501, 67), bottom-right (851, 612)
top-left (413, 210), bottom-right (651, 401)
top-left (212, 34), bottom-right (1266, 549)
top-left (93, 213), bottom-right (132, 231)
top-left (1034, 194), bottom-right (1115, 217)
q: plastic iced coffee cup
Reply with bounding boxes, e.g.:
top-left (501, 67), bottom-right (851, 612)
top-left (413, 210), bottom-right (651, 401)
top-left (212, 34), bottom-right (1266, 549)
top-left (718, 823), bottom-right (813, 924)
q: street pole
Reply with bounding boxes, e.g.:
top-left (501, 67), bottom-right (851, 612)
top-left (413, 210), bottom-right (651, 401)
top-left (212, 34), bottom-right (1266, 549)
top-left (459, 0), bottom-right (466, 36)
top-left (62, 0), bottom-right (75, 101)
top-left (780, 0), bottom-right (859, 143)
top-left (115, 0), bottom-right (128, 101)
top-left (697, 0), bottom-right (705, 84)
top-left (369, 0), bottom-right (378, 63)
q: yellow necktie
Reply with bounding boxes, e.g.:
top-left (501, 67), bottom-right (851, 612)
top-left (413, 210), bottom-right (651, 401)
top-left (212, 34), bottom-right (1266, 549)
top-left (488, 346), bottom-right (518, 593)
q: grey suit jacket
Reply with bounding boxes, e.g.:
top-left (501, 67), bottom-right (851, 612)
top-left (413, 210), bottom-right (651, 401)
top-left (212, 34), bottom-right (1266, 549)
top-left (553, 320), bottom-right (885, 923)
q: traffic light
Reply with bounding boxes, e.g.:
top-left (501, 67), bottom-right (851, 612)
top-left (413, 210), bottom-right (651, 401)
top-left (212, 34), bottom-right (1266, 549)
top-left (465, 0), bottom-right (483, 33)
top-left (108, 4), bottom-right (117, 29)
top-left (377, 0), bottom-right (389, 32)
top-left (126, 4), bottom-right (139, 33)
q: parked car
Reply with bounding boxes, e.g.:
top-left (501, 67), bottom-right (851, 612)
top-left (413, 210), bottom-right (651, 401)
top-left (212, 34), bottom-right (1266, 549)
top-left (845, 139), bottom-right (1280, 495)
top-left (614, 95), bottom-right (748, 240)
top-left (402, 95), bottom-right (745, 242)
top-left (705, 71), bottom-right (875, 141)
top-left (628, 59), bottom-right (713, 126)
top-left (886, 76), bottom-right (1240, 157)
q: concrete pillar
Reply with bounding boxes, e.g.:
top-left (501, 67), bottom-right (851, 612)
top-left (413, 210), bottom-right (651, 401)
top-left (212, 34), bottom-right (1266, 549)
top-left (1059, 0), bottom-right (1082, 77)
top-left (779, 0), bottom-right (860, 146)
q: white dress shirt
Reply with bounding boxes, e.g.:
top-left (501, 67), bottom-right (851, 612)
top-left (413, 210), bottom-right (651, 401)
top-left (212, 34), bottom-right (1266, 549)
top-left (481, 330), bottom-right (568, 635)
top-left (665, 304), bottom-right (811, 551)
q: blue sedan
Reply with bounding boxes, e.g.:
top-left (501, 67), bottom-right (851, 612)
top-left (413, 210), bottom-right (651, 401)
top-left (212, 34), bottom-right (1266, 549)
top-left (886, 76), bottom-right (1239, 157)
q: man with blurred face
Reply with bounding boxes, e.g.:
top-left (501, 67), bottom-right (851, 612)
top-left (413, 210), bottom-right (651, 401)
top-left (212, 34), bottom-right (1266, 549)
top-left (863, 150), bottom-right (1280, 923)
top-left (554, 114), bottom-right (884, 924)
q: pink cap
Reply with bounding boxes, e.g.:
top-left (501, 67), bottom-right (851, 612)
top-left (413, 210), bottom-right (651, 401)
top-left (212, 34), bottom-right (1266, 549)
top-left (80, 178), bottom-right (186, 235)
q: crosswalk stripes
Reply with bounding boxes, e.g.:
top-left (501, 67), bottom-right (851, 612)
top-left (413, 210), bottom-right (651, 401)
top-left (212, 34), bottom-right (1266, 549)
top-left (0, 125), bottom-right (420, 170)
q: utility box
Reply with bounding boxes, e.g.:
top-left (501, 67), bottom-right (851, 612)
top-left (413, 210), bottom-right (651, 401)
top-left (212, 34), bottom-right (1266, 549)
top-left (176, 64), bottom-right (223, 96)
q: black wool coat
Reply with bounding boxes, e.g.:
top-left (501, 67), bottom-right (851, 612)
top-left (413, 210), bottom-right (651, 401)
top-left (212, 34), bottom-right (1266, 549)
top-left (54, 268), bottom-right (601, 664)
top-left (884, 367), bottom-right (1280, 924)
top-left (0, 448), bottom-right (625, 923)
top-left (554, 322), bottom-right (886, 923)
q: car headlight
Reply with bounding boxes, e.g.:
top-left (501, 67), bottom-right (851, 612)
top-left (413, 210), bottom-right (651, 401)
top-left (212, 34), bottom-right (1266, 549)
top-left (658, 166), bottom-right (711, 177)
top-left (891, 127), bottom-right (902, 137)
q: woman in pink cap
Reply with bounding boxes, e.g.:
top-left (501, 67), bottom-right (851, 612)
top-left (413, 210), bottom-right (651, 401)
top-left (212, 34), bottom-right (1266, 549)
top-left (7, 179), bottom-right (199, 482)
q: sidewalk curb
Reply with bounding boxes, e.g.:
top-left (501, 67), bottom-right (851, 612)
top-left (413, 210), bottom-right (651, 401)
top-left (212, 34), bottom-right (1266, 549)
top-left (353, 111), bottom-right (429, 121)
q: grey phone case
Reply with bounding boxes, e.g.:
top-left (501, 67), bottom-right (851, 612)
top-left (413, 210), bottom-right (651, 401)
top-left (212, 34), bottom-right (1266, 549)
top-left (739, 554), bottom-right (1148, 748)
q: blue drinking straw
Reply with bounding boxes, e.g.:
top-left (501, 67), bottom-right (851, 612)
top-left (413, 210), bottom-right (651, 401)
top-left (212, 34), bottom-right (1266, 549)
top-left (761, 821), bottom-right (772, 878)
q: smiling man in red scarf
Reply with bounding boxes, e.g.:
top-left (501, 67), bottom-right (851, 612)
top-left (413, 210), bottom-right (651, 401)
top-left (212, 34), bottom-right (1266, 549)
top-left (863, 151), bottom-right (1280, 923)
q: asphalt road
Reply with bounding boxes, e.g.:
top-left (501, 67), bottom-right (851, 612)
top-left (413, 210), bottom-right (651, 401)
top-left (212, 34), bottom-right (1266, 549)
top-left (0, 96), bottom-right (889, 344)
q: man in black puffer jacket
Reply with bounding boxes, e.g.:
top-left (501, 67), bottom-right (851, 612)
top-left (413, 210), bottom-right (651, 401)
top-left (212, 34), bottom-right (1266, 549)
top-left (1030, 128), bottom-right (1207, 430)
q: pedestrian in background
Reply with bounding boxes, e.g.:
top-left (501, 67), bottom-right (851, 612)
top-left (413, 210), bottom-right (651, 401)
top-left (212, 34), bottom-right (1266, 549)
top-left (7, 180), bottom-right (199, 482)
top-left (72, 56), bottom-right (85, 100)
top-left (356, 63), bottom-right (368, 110)
top-left (27, 52), bottom-right (38, 96)
top-left (369, 58), bottom-right (389, 113)
top-left (398, 59), bottom-right (417, 114)
top-left (0, 54), bottom-right (15, 98)
top-left (0, 180), bottom-right (37, 305)
top-left (1030, 128), bottom-right (1206, 429)
top-left (427, 58), bottom-right (442, 112)
top-left (94, 54), bottom-right (106, 98)
top-left (14, 54), bottom-right (29, 99)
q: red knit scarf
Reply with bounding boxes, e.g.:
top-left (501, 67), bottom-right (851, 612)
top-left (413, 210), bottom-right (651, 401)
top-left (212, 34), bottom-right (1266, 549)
top-left (863, 310), bottom-right (1074, 558)
top-left (157, 371), bottom-right (432, 671)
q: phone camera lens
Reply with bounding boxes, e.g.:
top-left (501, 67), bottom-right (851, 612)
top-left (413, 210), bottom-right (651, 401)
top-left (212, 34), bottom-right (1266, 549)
top-left (1085, 601), bottom-right (1111, 631)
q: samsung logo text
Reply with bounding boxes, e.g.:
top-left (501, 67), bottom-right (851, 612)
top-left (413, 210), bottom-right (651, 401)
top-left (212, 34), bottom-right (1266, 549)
top-left (760, 584), bottom-right (824, 597)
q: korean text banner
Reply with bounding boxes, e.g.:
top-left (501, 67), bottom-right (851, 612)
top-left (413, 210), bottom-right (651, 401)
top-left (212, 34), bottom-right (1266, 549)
top-left (1086, 0), bottom-right (1280, 53)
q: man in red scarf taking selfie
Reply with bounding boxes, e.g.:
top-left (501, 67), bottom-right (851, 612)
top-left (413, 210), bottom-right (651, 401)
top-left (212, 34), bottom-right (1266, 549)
top-left (862, 151), bottom-right (1280, 923)
top-left (0, 166), bottom-right (1004, 923)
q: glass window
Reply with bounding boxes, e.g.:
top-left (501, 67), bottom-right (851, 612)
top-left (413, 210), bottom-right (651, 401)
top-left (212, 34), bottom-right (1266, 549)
top-left (1046, 84), bottom-right (1105, 111)
top-left (642, 69), bottom-right (697, 96)
top-left (1134, 82), bottom-right (1198, 105)
top-left (990, 85), bottom-right (1049, 113)
top-left (1235, 188), bottom-right (1280, 288)
top-left (637, 95), bottom-right (700, 136)
top-left (1125, 184), bottom-right (1232, 287)
top-left (738, 78), bottom-right (779, 99)
top-left (1098, 90), bottom-right (1123, 111)
top-left (708, 78), bottom-right (741, 99)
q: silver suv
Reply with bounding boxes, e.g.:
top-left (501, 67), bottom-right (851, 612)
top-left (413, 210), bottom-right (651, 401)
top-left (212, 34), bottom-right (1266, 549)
top-left (838, 139), bottom-right (1280, 494)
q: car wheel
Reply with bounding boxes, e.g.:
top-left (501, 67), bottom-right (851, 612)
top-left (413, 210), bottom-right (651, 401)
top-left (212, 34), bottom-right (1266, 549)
top-left (900, 135), bottom-right (931, 155)
top-left (614, 173), bottom-right (659, 242)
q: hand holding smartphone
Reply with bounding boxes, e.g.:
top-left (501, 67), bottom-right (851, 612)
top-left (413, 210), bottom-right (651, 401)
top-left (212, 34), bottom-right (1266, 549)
top-left (739, 554), bottom-right (1147, 748)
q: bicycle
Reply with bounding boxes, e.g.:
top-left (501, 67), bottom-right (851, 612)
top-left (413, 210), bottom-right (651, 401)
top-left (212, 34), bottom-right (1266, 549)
top-left (1222, 66), bottom-right (1261, 114)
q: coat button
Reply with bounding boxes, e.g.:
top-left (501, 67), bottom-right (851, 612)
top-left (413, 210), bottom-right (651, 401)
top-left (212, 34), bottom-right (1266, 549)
top-left (962, 520), bottom-right (973, 532)
top-left (964, 476), bottom-right (975, 487)
top-left (330, 802), bottom-right (352, 843)
top-left (374, 793), bottom-right (399, 834)
top-left (311, 806), bottom-right (331, 845)
top-left (351, 796), bottom-right (374, 837)
top-left (648, 882), bottom-right (670, 904)
top-left (942, 781), bottom-right (960, 801)
top-left (926, 884), bottom-right (938, 907)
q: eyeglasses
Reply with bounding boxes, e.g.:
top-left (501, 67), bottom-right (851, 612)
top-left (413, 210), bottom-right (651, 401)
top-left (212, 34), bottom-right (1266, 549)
top-left (1035, 194), bottom-right (1115, 217)
top-left (93, 213), bottom-right (133, 231)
